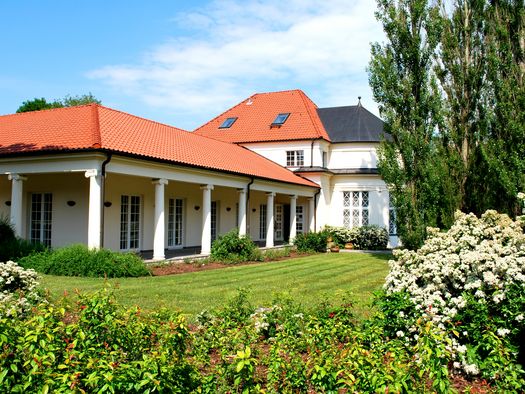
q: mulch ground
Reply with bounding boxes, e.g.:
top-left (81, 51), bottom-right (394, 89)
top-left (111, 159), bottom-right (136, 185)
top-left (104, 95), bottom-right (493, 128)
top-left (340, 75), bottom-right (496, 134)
top-left (150, 251), bottom-right (308, 276)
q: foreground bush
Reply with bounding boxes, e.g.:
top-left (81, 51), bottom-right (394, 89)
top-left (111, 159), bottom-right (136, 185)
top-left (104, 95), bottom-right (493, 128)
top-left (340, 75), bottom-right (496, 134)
top-left (380, 209), bottom-right (525, 389)
top-left (0, 261), bottom-right (42, 317)
top-left (293, 230), bottom-right (329, 252)
top-left (0, 216), bottom-right (46, 262)
top-left (210, 229), bottom-right (262, 263)
top-left (0, 289), bottom-right (199, 392)
top-left (17, 244), bottom-right (150, 277)
top-left (326, 224), bottom-right (389, 250)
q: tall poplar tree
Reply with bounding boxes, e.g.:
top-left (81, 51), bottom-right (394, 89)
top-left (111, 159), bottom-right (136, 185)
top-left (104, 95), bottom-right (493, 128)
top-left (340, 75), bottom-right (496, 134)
top-left (481, 0), bottom-right (525, 216)
top-left (435, 0), bottom-right (489, 214)
top-left (369, 0), bottom-right (453, 249)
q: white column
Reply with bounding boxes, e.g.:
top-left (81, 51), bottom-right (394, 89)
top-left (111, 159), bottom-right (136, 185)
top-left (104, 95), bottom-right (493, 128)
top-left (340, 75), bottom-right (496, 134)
top-left (266, 192), bottom-right (275, 247)
top-left (201, 184), bottom-right (214, 254)
top-left (8, 174), bottom-right (27, 238)
top-left (238, 188), bottom-right (247, 236)
top-left (308, 197), bottom-right (315, 232)
top-left (152, 178), bottom-right (168, 260)
top-left (85, 169), bottom-right (102, 249)
top-left (289, 195), bottom-right (297, 241)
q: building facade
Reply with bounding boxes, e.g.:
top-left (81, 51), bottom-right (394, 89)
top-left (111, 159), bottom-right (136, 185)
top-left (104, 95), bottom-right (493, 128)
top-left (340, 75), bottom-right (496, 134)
top-left (0, 90), bottom-right (397, 260)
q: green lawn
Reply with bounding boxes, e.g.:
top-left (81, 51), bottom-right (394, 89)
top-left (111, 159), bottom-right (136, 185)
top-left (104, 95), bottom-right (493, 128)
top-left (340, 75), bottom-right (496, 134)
top-left (40, 252), bottom-right (390, 318)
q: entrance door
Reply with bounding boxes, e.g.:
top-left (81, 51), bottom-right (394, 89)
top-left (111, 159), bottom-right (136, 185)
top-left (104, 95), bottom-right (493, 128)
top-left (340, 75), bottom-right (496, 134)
top-left (168, 198), bottom-right (184, 248)
top-left (120, 195), bottom-right (141, 250)
top-left (211, 201), bottom-right (218, 242)
top-left (30, 192), bottom-right (53, 247)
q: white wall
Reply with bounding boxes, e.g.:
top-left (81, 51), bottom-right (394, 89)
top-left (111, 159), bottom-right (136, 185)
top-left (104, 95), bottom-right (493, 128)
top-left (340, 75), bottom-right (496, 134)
top-left (241, 140), bottom-right (330, 168)
top-left (329, 142), bottom-right (379, 169)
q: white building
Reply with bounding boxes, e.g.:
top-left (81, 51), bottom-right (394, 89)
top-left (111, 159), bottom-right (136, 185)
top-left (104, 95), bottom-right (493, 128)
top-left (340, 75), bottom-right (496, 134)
top-left (0, 90), bottom-right (397, 260)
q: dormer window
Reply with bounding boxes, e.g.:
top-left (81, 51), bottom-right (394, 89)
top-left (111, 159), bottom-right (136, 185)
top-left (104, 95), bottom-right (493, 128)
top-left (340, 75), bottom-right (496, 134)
top-left (219, 117), bottom-right (237, 129)
top-left (271, 113), bottom-right (290, 126)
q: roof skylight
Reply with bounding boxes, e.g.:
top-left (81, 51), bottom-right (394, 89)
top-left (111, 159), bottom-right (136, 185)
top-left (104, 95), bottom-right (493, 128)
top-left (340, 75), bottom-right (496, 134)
top-left (271, 113), bottom-right (290, 126)
top-left (219, 117), bottom-right (237, 129)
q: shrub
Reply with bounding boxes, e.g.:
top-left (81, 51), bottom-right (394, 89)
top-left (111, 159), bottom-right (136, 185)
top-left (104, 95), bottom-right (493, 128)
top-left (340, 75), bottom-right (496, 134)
top-left (0, 288), bottom-right (199, 392)
top-left (0, 216), bottom-right (46, 262)
top-left (381, 209), bottom-right (525, 386)
top-left (325, 225), bottom-right (389, 250)
top-left (0, 261), bottom-right (42, 317)
top-left (293, 230), bottom-right (329, 252)
top-left (17, 244), bottom-right (150, 277)
top-left (210, 229), bottom-right (261, 263)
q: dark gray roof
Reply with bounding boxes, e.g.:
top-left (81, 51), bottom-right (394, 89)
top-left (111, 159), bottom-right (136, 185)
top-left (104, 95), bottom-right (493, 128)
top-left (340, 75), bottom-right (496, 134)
top-left (316, 104), bottom-right (387, 143)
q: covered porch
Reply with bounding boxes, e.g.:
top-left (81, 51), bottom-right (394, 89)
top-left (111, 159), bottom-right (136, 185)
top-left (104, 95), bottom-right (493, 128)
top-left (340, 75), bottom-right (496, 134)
top-left (0, 152), bottom-right (318, 260)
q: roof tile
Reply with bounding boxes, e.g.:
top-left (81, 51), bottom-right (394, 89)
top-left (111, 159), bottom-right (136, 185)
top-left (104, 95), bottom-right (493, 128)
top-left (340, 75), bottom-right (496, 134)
top-left (0, 104), bottom-right (317, 188)
top-left (194, 89), bottom-right (331, 143)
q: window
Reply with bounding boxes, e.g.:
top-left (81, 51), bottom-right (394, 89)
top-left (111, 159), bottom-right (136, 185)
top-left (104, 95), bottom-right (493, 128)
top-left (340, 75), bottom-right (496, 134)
top-left (259, 204), bottom-right (267, 240)
top-left (219, 117), bottom-right (237, 129)
top-left (286, 150), bottom-right (304, 167)
top-left (30, 193), bottom-right (52, 247)
top-left (389, 196), bottom-right (397, 235)
top-left (275, 204), bottom-right (283, 240)
top-left (120, 195), bottom-right (141, 250)
top-left (343, 191), bottom-right (369, 228)
top-left (296, 205), bottom-right (304, 234)
top-left (271, 113), bottom-right (290, 126)
top-left (168, 198), bottom-right (184, 247)
top-left (322, 151), bottom-right (327, 167)
top-left (211, 201), bottom-right (218, 242)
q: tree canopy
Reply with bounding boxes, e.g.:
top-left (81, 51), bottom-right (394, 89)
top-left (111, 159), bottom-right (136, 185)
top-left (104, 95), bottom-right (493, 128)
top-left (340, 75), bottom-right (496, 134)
top-left (16, 93), bottom-right (101, 113)
top-left (370, 0), bottom-right (525, 248)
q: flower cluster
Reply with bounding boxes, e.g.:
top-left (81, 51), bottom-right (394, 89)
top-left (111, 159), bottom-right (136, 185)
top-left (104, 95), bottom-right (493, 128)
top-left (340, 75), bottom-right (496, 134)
top-left (384, 209), bottom-right (525, 375)
top-left (0, 260), bottom-right (42, 317)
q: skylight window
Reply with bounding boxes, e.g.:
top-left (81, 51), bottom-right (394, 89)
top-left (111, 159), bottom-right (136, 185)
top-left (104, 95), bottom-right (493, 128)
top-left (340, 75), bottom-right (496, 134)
top-left (271, 113), bottom-right (290, 126)
top-left (219, 117), bottom-right (237, 129)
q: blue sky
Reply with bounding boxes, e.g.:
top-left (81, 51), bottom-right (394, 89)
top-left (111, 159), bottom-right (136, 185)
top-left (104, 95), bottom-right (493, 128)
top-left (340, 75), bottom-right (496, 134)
top-left (0, 0), bottom-right (384, 130)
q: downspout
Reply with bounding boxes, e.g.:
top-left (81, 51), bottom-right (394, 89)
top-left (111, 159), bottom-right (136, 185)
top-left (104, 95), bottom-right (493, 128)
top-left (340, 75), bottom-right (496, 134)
top-left (310, 139), bottom-right (315, 168)
top-left (100, 153), bottom-right (112, 248)
top-left (313, 188), bottom-right (321, 232)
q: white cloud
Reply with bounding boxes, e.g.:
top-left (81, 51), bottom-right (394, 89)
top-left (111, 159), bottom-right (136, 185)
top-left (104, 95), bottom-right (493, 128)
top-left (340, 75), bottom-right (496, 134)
top-left (88, 0), bottom-right (385, 129)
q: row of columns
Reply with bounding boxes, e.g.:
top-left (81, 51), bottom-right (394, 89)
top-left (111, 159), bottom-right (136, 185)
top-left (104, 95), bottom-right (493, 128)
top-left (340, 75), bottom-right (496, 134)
top-left (6, 172), bottom-right (316, 261)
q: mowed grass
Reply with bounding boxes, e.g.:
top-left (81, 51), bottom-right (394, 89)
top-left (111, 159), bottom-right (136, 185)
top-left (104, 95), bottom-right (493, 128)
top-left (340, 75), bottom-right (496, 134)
top-left (40, 253), bottom-right (391, 318)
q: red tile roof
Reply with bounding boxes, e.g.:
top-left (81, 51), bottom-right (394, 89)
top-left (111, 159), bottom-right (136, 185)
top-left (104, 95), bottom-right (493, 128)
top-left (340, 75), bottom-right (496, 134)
top-left (194, 90), bottom-right (331, 143)
top-left (0, 105), bottom-right (318, 188)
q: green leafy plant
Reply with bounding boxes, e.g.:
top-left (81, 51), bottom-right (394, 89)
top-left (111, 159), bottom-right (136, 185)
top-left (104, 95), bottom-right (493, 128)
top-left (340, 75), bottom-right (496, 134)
top-left (17, 244), bottom-right (150, 277)
top-left (210, 229), bottom-right (262, 263)
top-left (293, 230), bottom-right (329, 252)
top-left (0, 216), bottom-right (46, 263)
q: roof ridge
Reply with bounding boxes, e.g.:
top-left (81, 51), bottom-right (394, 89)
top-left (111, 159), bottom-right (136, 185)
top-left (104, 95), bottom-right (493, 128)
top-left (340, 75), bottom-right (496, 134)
top-left (297, 90), bottom-right (331, 142)
top-left (194, 92), bottom-right (258, 134)
top-left (90, 105), bottom-right (102, 149)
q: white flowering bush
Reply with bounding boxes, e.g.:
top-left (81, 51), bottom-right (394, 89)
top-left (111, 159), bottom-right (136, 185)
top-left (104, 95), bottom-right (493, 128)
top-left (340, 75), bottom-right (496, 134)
top-left (379, 208), bottom-right (525, 387)
top-left (0, 260), bottom-right (41, 317)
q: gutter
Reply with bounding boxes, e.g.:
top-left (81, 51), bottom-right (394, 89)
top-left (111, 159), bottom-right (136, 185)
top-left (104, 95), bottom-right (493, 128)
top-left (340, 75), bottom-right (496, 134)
top-left (100, 153), bottom-right (112, 247)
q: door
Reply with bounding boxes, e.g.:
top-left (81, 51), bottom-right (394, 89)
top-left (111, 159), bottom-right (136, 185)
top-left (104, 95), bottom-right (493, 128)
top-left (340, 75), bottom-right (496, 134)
top-left (120, 195), bottom-right (141, 250)
top-left (168, 198), bottom-right (184, 248)
top-left (275, 204), bottom-right (283, 241)
top-left (30, 192), bottom-right (53, 247)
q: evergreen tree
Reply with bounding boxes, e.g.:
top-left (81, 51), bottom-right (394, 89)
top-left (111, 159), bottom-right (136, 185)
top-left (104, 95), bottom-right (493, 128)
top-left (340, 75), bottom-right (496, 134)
top-left (369, 0), bottom-right (454, 249)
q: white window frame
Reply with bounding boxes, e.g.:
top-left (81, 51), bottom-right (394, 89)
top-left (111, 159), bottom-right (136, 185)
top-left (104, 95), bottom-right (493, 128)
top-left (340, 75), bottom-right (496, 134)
top-left (168, 198), bottom-right (184, 248)
top-left (286, 150), bottom-right (304, 167)
top-left (275, 204), bottom-right (283, 241)
top-left (296, 205), bottom-right (305, 234)
top-left (343, 191), bottom-right (369, 228)
top-left (120, 195), bottom-right (141, 251)
top-left (30, 192), bottom-right (53, 247)
top-left (389, 195), bottom-right (397, 236)
top-left (259, 204), bottom-right (267, 240)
